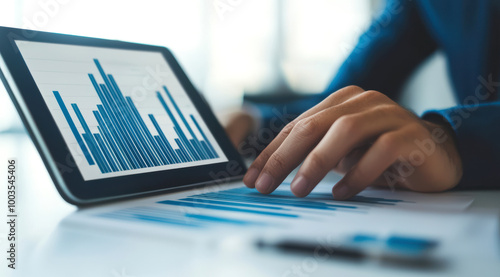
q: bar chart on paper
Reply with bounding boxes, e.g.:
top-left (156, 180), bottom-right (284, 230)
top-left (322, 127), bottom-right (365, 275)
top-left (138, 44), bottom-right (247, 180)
top-left (93, 182), bottom-right (472, 230)
top-left (95, 184), bottom-right (411, 229)
top-left (15, 41), bottom-right (227, 180)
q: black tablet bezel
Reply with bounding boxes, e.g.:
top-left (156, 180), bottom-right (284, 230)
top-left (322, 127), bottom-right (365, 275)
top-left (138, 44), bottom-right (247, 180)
top-left (0, 27), bottom-right (246, 205)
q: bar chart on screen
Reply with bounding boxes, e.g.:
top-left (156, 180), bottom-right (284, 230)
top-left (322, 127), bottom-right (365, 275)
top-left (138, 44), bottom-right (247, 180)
top-left (54, 59), bottom-right (219, 174)
top-left (15, 41), bottom-right (227, 180)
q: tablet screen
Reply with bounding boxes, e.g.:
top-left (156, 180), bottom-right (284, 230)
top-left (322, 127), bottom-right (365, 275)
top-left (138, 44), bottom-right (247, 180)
top-left (15, 41), bottom-right (228, 181)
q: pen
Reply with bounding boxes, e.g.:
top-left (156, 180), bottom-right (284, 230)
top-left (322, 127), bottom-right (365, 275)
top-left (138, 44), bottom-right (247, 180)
top-left (256, 239), bottom-right (366, 261)
top-left (256, 235), bottom-right (441, 267)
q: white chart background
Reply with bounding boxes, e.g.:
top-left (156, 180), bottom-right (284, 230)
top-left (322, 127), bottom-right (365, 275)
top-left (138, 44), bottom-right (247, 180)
top-left (16, 40), bottom-right (227, 180)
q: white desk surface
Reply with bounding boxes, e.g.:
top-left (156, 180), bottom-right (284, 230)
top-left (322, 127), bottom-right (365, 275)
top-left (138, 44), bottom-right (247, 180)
top-left (0, 133), bottom-right (499, 277)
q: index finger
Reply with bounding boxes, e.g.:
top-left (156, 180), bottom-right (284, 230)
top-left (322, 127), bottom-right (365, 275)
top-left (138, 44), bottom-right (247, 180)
top-left (243, 85), bottom-right (365, 188)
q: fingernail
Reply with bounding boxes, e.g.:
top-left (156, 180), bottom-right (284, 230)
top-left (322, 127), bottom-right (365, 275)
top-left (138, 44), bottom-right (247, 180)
top-left (291, 175), bottom-right (309, 197)
top-left (243, 168), bottom-right (259, 188)
top-left (333, 184), bottom-right (350, 199)
top-left (255, 173), bottom-right (273, 193)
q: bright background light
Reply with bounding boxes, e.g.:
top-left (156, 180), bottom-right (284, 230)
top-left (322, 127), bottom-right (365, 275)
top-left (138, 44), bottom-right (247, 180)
top-left (0, 0), bottom-right (454, 132)
top-left (0, 0), bottom-right (378, 129)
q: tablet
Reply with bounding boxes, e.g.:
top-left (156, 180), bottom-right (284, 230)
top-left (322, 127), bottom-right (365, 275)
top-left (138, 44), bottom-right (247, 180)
top-left (0, 27), bottom-right (246, 205)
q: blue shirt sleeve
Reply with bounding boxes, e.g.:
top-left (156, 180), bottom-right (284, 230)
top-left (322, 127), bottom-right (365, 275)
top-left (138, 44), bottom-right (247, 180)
top-left (251, 0), bottom-right (438, 131)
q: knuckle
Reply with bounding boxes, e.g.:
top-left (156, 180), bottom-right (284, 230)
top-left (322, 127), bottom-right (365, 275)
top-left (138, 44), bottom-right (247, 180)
top-left (254, 150), bottom-right (273, 168)
top-left (294, 117), bottom-right (320, 137)
top-left (345, 85), bottom-right (364, 92)
top-left (376, 103), bottom-right (399, 114)
top-left (267, 152), bottom-right (288, 173)
top-left (279, 121), bottom-right (295, 137)
top-left (325, 91), bottom-right (337, 101)
top-left (363, 90), bottom-right (382, 99)
top-left (386, 105), bottom-right (413, 119)
top-left (307, 151), bottom-right (329, 172)
top-left (361, 90), bottom-right (390, 103)
top-left (406, 122), bottom-right (428, 137)
top-left (370, 104), bottom-right (404, 119)
top-left (378, 132), bottom-right (403, 152)
top-left (334, 115), bottom-right (358, 134)
top-left (326, 85), bottom-right (364, 102)
top-left (324, 93), bottom-right (339, 105)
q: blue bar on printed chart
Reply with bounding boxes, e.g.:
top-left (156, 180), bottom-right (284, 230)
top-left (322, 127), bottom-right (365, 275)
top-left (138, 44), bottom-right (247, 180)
top-left (53, 59), bottom-right (219, 174)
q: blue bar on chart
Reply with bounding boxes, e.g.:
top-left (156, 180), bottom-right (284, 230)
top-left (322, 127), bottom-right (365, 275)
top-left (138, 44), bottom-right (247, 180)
top-left (53, 58), bottom-right (219, 174)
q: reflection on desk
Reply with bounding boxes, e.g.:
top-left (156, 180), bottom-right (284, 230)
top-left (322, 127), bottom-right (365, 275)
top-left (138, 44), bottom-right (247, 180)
top-left (0, 133), bottom-right (499, 277)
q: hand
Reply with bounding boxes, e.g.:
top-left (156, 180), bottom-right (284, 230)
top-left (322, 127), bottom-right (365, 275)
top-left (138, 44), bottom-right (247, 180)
top-left (243, 86), bottom-right (463, 199)
top-left (222, 110), bottom-right (256, 147)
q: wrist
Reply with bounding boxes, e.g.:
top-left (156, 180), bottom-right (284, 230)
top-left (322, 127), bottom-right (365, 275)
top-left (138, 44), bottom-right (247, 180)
top-left (422, 116), bottom-right (463, 188)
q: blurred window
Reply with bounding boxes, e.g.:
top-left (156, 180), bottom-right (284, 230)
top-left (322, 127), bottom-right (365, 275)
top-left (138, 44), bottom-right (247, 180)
top-left (0, 0), bottom-right (376, 130)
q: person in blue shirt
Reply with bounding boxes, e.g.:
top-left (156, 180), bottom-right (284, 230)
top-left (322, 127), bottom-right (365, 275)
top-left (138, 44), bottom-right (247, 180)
top-left (226, 0), bottom-right (500, 199)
